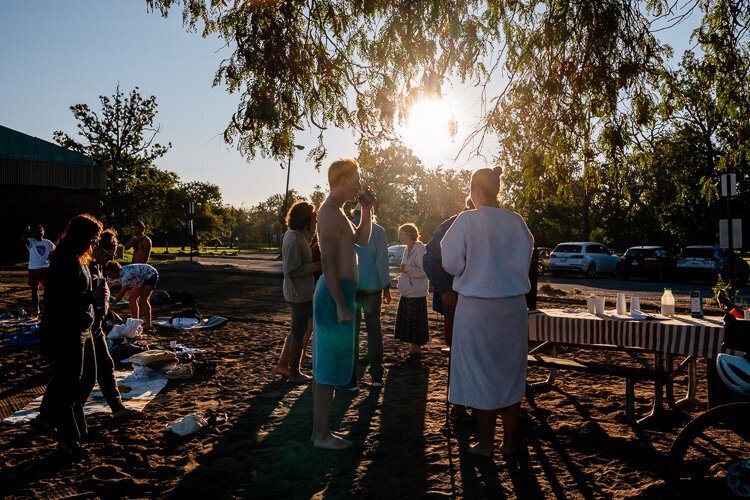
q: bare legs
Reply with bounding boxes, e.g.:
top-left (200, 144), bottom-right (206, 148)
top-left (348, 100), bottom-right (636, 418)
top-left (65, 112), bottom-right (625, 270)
top-left (30, 283), bottom-right (40, 316)
top-left (311, 380), bottom-right (351, 449)
top-left (274, 339), bottom-right (292, 377)
top-left (469, 403), bottom-right (521, 458)
top-left (140, 286), bottom-right (154, 327)
top-left (129, 285), bottom-right (154, 328)
top-left (276, 318), bottom-right (312, 381)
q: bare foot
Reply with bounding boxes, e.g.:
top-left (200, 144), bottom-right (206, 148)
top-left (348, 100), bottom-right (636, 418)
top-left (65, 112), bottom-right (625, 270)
top-left (289, 373), bottom-right (312, 384)
top-left (468, 443), bottom-right (492, 458)
top-left (274, 366), bottom-right (290, 378)
top-left (312, 432), bottom-right (352, 450)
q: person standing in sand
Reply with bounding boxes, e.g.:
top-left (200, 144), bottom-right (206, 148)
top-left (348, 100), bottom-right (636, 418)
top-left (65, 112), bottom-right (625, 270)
top-left (21, 224), bottom-right (55, 316)
top-left (441, 167), bottom-right (533, 459)
top-left (312, 157), bottom-right (373, 450)
top-left (275, 200), bottom-right (321, 383)
top-left (123, 220), bottom-right (152, 264)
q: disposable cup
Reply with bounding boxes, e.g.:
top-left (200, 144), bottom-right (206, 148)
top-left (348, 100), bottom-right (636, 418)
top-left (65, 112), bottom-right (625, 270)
top-left (616, 293), bottom-right (627, 315)
top-left (586, 297), bottom-right (596, 314)
top-left (744, 309), bottom-right (750, 320)
top-left (170, 340), bottom-right (177, 349)
top-left (630, 296), bottom-right (641, 314)
top-left (594, 297), bottom-right (605, 315)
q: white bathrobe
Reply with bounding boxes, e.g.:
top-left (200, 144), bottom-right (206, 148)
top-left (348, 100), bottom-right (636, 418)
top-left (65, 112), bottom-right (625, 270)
top-left (441, 206), bottom-right (534, 409)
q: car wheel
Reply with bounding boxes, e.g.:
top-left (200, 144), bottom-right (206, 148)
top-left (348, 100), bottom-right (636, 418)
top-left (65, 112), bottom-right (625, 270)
top-left (537, 262), bottom-right (545, 276)
top-left (585, 263), bottom-right (597, 278)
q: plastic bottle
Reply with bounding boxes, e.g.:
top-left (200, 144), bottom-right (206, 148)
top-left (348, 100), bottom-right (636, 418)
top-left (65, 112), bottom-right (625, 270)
top-left (661, 288), bottom-right (675, 317)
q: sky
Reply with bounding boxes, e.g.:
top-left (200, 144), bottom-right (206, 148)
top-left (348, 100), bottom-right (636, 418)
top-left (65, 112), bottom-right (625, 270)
top-left (1, 1), bottom-right (701, 207)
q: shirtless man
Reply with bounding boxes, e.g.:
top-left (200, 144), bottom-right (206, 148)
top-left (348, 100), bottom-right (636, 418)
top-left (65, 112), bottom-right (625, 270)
top-left (124, 220), bottom-right (152, 264)
top-left (312, 157), bottom-right (373, 450)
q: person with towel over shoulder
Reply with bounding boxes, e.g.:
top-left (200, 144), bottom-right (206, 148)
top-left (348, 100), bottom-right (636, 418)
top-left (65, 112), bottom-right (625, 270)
top-left (441, 166), bottom-right (533, 458)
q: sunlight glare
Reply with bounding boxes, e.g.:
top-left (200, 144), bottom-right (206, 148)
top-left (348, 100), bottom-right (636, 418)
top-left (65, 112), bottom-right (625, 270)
top-left (399, 97), bottom-right (458, 161)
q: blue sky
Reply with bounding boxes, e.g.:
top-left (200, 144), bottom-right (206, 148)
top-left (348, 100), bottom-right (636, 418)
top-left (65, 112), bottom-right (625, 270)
top-left (1, 1), bottom-right (700, 207)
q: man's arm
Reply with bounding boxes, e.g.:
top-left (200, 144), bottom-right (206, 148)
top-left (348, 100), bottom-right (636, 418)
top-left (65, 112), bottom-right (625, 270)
top-left (20, 226), bottom-right (31, 246)
top-left (123, 236), bottom-right (139, 250)
top-left (317, 208), bottom-right (351, 322)
top-left (352, 206), bottom-right (372, 247)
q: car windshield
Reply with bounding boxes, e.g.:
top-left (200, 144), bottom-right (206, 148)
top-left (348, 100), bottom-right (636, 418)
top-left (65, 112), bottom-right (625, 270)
top-left (625, 249), bottom-right (656, 258)
top-left (681, 248), bottom-right (715, 259)
top-left (553, 244), bottom-right (582, 254)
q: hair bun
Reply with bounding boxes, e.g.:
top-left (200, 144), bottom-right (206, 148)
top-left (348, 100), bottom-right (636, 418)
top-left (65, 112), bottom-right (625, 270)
top-left (492, 166), bottom-right (503, 178)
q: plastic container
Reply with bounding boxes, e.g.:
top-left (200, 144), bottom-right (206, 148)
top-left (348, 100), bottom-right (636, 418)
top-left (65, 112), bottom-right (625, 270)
top-left (661, 288), bottom-right (675, 317)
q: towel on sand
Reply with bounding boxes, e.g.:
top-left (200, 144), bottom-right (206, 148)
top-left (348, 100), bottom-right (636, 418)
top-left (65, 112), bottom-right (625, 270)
top-left (312, 277), bottom-right (357, 386)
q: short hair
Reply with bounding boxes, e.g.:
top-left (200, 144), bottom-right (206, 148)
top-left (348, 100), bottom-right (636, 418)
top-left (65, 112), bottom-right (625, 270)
top-left (286, 200), bottom-right (316, 231)
top-left (99, 229), bottom-right (119, 252)
top-left (328, 157), bottom-right (359, 187)
top-left (132, 220), bottom-right (146, 231)
top-left (471, 167), bottom-right (503, 205)
top-left (399, 223), bottom-right (420, 242)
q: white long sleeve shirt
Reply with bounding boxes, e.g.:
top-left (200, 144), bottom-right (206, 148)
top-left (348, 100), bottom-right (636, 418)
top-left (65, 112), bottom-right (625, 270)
top-left (397, 241), bottom-right (429, 297)
top-left (441, 206), bottom-right (533, 298)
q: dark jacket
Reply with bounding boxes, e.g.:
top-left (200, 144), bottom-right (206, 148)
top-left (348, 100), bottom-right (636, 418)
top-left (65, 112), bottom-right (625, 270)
top-left (41, 255), bottom-right (94, 350)
top-left (423, 214), bottom-right (459, 314)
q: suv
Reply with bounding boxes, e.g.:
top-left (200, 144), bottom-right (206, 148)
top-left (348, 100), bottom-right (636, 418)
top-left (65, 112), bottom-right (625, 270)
top-left (676, 246), bottom-right (750, 284)
top-left (548, 242), bottom-right (621, 278)
top-left (621, 246), bottom-right (676, 281)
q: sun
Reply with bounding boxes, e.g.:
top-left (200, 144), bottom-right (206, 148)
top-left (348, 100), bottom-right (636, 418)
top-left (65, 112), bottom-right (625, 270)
top-left (399, 97), bottom-right (458, 159)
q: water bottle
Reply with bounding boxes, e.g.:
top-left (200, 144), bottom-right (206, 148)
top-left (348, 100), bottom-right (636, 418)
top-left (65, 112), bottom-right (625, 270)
top-left (661, 288), bottom-right (675, 318)
top-left (690, 291), bottom-right (703, 318)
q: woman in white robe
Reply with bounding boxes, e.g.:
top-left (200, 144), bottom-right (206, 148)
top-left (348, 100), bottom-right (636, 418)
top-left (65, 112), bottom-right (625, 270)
top-left (440, 166), bottom-right (533, 458)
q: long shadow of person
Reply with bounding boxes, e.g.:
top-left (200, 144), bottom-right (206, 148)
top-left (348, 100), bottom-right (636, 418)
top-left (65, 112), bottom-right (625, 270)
top-left (167, 378), bottom-right (303, 498)
top-left (354, 362), bottom-right (430, 497)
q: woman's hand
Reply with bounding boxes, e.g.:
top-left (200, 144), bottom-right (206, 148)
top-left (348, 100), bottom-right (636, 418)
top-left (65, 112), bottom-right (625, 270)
top-left (400, 263), bottom-right (406, 274)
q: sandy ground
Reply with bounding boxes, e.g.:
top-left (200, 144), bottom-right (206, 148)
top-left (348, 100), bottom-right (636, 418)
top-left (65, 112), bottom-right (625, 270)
top-left (0, 264), bottom-right (737, 498)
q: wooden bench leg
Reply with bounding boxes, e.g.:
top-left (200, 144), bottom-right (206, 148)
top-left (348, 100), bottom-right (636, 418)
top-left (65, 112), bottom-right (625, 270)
top-left (625, 378), bottom-right (635, 422)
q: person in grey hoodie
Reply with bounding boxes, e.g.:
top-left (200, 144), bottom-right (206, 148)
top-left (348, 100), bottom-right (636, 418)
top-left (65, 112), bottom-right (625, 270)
top-left (275, 201), bottom-right (321, 383)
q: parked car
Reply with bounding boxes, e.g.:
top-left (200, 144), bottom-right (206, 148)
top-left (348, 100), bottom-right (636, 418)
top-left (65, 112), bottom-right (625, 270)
top-left (620, 246), bottom-right (676, 281)
top-left (388, 244), bottom-right (406, 266)
top-left (536, 247), bottom-right (553, 275)
top-left (547, 242), bottom-right (621, 278)
top-left (676, 245), bottom-right (750, 284)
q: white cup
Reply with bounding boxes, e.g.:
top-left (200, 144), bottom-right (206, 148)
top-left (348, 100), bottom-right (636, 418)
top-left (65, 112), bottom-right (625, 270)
top-left (594, 297), bottom-right (605, 315)
top-left (744, 309), bottom-right (750, 320)
top-left (170, 340), bottom-right (177, 349)
top-left (616, 294), bottom-right (627, 315)
top-left (586, 297), bottom-right (596, 314)
top-left (630, 296), bottom-right (640, 314)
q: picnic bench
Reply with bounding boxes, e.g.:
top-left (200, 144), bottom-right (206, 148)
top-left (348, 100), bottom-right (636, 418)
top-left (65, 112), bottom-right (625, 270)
top-left (526, 309), bottom-right (730, 424)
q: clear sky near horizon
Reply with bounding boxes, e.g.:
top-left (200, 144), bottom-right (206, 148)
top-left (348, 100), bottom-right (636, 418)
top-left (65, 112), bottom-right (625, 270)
top-left (1, 1), bottom-right (701, 208)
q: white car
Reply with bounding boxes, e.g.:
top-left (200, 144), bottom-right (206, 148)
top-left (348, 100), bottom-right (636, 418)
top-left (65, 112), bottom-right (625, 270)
top-left (547, 242), bottom-right (621, 278)
top-left (388, 244), bottom-right (406, 266)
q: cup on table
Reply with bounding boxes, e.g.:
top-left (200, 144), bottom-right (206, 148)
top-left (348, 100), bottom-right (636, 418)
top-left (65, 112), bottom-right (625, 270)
top-left (170, 340), bottom-right (177, 349)
top-left (745, 309), bottom-right (750, 321)
top-left (586, 297), bottom-right (596, 314)
top-left (594, 297), bottom-right (605, 315)
top-left (616, 293), bottom-right (627, 315)
top-left (630, 296), bottom-right (640, 314)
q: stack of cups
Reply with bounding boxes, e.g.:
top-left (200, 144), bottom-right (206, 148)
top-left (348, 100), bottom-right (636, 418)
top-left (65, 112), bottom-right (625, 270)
top-left (630, 296), bottom-right (640, 314)
top-left (616, 294), bottom-right (627, 315)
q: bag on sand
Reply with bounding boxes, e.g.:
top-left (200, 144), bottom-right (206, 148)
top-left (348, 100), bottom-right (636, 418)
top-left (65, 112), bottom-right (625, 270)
top-left (167, 412), bottom-right (208, 436)
top-left (107, 318), bottom-right (143, 340)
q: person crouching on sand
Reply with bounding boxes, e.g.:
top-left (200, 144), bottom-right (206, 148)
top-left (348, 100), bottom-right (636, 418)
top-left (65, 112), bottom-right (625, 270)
top-left (276, 200), bottom-right (321, 383)
top-left (105, 261), bottom-right (159, 332)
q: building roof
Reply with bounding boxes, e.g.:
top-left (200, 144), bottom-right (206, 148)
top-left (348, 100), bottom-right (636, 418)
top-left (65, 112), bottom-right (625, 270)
top-left (0, 125), bottom-right (93, 166)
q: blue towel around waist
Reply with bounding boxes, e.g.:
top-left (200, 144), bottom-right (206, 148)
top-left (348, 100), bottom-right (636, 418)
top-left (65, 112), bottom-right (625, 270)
top-left (312, 276), bottom-right (357, 386)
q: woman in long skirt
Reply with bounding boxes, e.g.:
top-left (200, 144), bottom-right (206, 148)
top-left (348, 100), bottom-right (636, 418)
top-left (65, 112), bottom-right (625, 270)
top-left (394, 223), bottom-right (429, 360)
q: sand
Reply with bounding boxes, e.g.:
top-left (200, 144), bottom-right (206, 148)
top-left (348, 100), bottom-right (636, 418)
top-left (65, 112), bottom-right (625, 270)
top-left (0, 265), bottom-right (739, 498)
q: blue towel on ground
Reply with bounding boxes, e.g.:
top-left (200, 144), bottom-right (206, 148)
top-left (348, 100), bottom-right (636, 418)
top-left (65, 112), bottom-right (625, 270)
top-left (312, 277), bottom-right (357, 386)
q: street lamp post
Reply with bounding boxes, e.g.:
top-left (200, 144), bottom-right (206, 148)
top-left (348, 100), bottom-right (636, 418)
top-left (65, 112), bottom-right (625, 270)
top-left (278, 144), bottom-right (305, 255)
